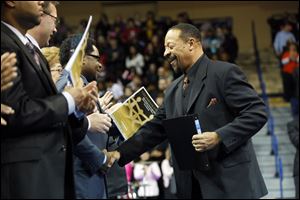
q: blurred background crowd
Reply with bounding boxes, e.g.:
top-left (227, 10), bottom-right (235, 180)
top-left (1, 1), bottom-right (299, 199)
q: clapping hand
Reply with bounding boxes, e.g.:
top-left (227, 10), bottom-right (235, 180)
top-left (78, 81), bottom-right (98, 114)
top-left (87, 113), bottom-right (112, 134)
top-left (99, 91), bottom-right (114, 111)
top-left (1, 52), bottom-right (17, 91)
top-left (1, 104), bottom-right (14, 126)
top-left (67, 81), bottom-right (98, 114)
top-left (1, 52), bottom-right (17, 126)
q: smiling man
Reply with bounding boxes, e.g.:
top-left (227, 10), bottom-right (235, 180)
top-left (109, 23), bottom-right (268, 199)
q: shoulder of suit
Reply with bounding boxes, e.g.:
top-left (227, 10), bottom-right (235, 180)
top-left (1, 30), bottom-right (20, 54)
top-left (208, 59), bottom-right (240, 75)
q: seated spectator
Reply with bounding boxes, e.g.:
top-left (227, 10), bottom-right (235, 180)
top-left (144, 62), bottom-right (158, 87)
top-left (41, 46), bottom-right (63, 83)
top-left (220, 26), bottom-right (239, 63)
top-left (125, 45), bottom-right (145, 76)
top-left (121, 18), bottom-right (141, 44)
top-left (133, 152), bottom-right (162, 199)
top-left (106, 74), bottom-right (124, 102)
top-left (127, 74), bottom-right (142, 92)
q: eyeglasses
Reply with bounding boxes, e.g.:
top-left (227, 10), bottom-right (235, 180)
top-left (43, 11), bottom-right (60, 26)
top-left (87, 54), bottom-right (101, 61)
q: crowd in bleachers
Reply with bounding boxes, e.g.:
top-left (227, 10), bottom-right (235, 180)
top-left (1, 1), bottom-right (298, 198)
top-left (49, 11), bottom-right (239, 106)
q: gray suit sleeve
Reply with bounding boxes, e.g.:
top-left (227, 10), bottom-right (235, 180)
top-left (216, 65), bottom-right (268, 153)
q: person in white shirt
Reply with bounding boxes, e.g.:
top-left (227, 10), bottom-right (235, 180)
top-left (133, 152), bottom-right (162, 198)
top-left (125, 45), bottom-right (145, 76)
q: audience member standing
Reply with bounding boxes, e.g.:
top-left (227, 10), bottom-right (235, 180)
top-left (273, 20), bottom-right (296, 58)
top-left (280, 42), bottom-right (299, 117)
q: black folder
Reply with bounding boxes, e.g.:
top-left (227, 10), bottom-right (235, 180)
top-left (162, 114), bottom-right (210, 171)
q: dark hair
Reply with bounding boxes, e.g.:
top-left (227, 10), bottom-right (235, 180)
top-left (43, 1), bottom-right (59, 14)
top-left (59, 34), bottom-right (94, 67)
top-left (168, 23), bottom-right (201, 42)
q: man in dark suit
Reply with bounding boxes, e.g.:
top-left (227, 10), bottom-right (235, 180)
top-left (109, 23), bottom-right (268, 198)
top-left (59, 35), bottom-right (128, 199)
top-left (1, 1), bottom-right (98, 198)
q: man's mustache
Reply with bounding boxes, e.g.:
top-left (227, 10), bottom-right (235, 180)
top-left (165, 54), bottom-right (176, 63)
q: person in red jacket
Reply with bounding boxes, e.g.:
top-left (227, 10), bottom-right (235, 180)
top-left (281, 41), bottom-right (299, 117)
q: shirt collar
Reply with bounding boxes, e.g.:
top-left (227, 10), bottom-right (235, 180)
top-left (185, 54), bottom-right (205, 82)
top-left (25, 33), bottom-right (41, 50)
top-left (1, 21), bottom-right (29, 45)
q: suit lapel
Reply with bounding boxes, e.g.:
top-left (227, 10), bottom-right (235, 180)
top-left (23, 44), bottom-right (54, 94)
top-left (186, 56), bottom-right (209, 113)
top-left (1, 24), bottom-right (54, 94)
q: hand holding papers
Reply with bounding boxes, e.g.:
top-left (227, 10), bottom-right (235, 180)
top-left (162, 114), bottom-right (210, 171)
top-left (108, 87), bottom-right (158, 140)
top-left (192, 118), bottom-right (221, 152)
top-left (192, 132), bottom-right (221, 152)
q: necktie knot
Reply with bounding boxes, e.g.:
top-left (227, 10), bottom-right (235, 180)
top-left (183, 75), bottom-right (189, 90)
top-left (25, 42), bottom-right (35, 53)
top-left (25, 41), bottom-right (41, 68)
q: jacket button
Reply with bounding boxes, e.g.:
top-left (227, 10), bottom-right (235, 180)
top-left (61, 145), bottom-right (66, 152)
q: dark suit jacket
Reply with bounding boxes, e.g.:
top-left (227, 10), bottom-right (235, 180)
top-left (1, 22), bottom-right (87, 199)
top-left (117, 55), bottom-right (268, 198)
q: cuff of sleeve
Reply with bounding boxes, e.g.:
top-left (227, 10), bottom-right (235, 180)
top-left (62, 91), bottom-right (76, 115)
top-left (87, 116), bottom-right (91, 131)
top-left (102, 154), bottom-right (107, 165)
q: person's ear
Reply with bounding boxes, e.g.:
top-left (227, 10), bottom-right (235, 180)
top-left (189, 38), bottom-right (195, 51)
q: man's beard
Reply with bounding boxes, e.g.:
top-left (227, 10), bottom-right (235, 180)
top-left (20, 14), bottom-right (41, 30)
